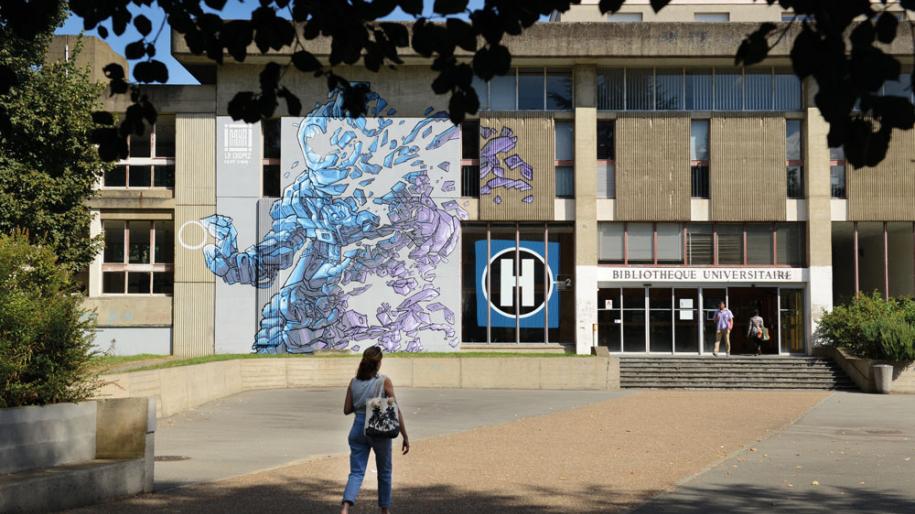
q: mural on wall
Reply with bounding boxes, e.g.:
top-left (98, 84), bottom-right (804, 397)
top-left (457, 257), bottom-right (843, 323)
top-left (479, 126), bottom-right (535, 205)
top-left (201, 90), bottom-right (465, 354)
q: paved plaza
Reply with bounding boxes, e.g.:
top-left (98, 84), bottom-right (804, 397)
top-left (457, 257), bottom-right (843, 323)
top-left (67, 389), bottom-right (915, 513)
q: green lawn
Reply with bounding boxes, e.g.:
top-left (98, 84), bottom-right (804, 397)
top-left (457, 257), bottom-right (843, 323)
top-left (108, 350), bottom-right (586, 373)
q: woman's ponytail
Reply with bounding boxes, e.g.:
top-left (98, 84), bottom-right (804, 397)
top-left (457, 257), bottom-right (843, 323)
top-left (355, 346), bottom-right (383, 380)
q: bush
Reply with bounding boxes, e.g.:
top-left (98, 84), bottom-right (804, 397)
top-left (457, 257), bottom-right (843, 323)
top-left (0, 233), bottom-right (96, 408)
top-left (818, 292), bottom-right (915, 362)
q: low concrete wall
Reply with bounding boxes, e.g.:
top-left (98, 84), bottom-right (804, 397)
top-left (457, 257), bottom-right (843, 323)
top-left (817, 346), bottom-right (915, 394)
top-left (0, 402), bottom-right (97, 475)
top-left (0, 398), bottom-right (155, 513)
top-left (96, 356), bottom-right (621, 418)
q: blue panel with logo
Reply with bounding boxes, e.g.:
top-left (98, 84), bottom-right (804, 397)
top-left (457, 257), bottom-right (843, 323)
top-left (475, 239), bottom-right (559, 328)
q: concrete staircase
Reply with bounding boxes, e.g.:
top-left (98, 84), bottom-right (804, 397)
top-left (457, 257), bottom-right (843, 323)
top-left (619, 356), bottom-right (857, 390)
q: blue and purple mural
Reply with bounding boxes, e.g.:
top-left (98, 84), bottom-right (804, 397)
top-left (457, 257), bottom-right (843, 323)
top-left (202, 91), bottom-right (465, 354)
top-left (479, 126), bottom-right (535, 205)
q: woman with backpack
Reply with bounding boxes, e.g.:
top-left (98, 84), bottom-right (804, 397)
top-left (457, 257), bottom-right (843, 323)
top-left (747, 309), bottom-right (768, 356)
top-left (341, 346), bottom-right (410, 514)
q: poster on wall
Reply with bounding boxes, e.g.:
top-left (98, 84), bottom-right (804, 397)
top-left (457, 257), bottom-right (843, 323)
top-left (199, 90), bottom-right (466, 354)
top-left (474, 239), bottom-right (560, 328)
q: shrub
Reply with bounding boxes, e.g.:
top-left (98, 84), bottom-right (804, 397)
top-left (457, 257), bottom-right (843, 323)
top-left (0, 233), bottom-right (97, 408)
top-left (818, 293), bottom-right (915, 362)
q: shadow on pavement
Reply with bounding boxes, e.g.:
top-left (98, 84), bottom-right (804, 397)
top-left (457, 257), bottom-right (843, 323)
top-left (70, 478), bottom-right (657, 514)
top-left (631, 483), bottom-right (914, 514)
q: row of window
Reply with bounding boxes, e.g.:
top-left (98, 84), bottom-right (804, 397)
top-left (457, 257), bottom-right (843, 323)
top-left (597, 67), bottom-right (803, 112)
top-left (598, 222), bottom-right (806, 267)
top-left (472, 68), bottom-right (573, 111)
top-left (102, 220), bottom-right (174, 295)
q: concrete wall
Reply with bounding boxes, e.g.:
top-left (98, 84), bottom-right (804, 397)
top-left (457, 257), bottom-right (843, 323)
top-left (0, 402), bottom-right (97, 474)
top-left (848, 129), bottom-right (915, 221)
top-left (616, 115), bottom-right (690, 220)
top-left (561, 1), bottom-right (785, 23)
top-left (92, 327), bottom-right (172, 356)
top-left (96, 356), bottom-right (621, 418)
top-left (710, 116), bottom-right (787, 221)
top-left (47, 36), bottom-right (128, 84)
top-left (0, 398), bottom-right (155, 513)
top-left (818, 346), bottom-right (915, 394)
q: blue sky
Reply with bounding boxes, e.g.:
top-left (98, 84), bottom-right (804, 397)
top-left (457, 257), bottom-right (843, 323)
top-left (56, 1), bottom-right (489, 84)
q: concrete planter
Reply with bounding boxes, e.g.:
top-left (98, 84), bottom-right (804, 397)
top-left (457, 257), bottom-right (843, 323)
top-left (0, 401), bottom-right (97, 475)
top-left (0, 398), bottom-right (155, 513)
top-left (816, 346), bottom-right (915, 394)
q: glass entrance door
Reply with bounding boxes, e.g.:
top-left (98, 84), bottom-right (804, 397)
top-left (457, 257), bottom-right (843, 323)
top-left (674, 289), bottom-right (700, 353)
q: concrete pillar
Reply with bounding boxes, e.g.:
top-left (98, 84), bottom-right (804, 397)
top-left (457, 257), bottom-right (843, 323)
top-left (574, 65), bottom-right (598, 354)
top-left (88, 211), bottom-right (103, 297)
top-left (804, 105), bottom-right (833, 351)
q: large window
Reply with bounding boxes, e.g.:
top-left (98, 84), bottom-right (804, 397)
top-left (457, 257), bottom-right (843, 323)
top-left (599, 222), bottom-right (806, 266)
top-left (555, 121), bottom-right (574, 198)
top-left (461, 120), bottom-right (480, 197)
top-left (786, 120), bottom-right (804, 199)
top-left (597, 67), bottom-right (802, 112)
top-left (597, 120), bottom-right (615, 198)
top-left (690, 119), bottom-right (710, 198)
top-left (461, 223), bottom-right (575, 344)
top-left (103, 115), bottom-right (176, 188)
top-left (473, 68), bottom-right (573, 111)
top-left (830, 145), bottom-right (846, 198)
top-left (102, 220), bottom-right (174, 294)
top-left (262, 118), bottom-right (281, 197)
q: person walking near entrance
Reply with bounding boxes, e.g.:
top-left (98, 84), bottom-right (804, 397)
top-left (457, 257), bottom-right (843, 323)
top-left (341, 347), bottom-right (410, 514)
top-left (713, 301), bottom-right (734, 357)
top-left (747, 310), bottom-right (766, 356)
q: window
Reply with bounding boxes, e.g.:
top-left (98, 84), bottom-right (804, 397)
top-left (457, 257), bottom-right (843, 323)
top-left (104, 115), bottom-right (176, 188)
top-left (597, 67), bottom-right (802, 112)
top-left (102, 220), bottom-right (174, 295)
top-left (627, 223), bottom-right (653, 263)
top-left (656, 70), bottom-right (684, 110)
top-left (599, 223), bottom-right (806, 266)
top-left (694, 13), bottom-right (730, 22)
top-left (597, 121), bottom-right (615, 199)
top-left (608, 12), bottom-right (642, 22)
top-left (685, 69), bottom-right (713, 110)
top-left (262, 118), bottom-right (281, 197)
top-left (690, 119), bottom-right (710, 198)
top-left (555, 121), bottom-right (574, 198)
top-left (747, 224), bottom-right (774, 264)
top-left (599, 223), bottom-right (624, 263)
top-left (830, 145), bottom-right (846, 198)
top-left (478, 69), bottom-right (573, 111)
top-left (776, 223), bottom-right (805, 267)
top-left (626, 69), bottom-right (654, 110)
top-left (461, 121), bottom-right (480, 197)
top-left (786, 120), bottom-right (804, 199)
top-left (656, 223), bottom-right (683, 263)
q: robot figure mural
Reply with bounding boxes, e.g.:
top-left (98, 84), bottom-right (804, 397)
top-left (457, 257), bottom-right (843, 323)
top-left (201, 90), bottom-right (466, 353)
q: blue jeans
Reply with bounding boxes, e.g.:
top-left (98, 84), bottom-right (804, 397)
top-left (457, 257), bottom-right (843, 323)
top-left (342, 411), bottom-right (393, 508)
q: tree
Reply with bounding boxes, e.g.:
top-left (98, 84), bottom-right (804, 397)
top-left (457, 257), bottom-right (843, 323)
top-left (0, 29), bottom-right (110, 272)
top-left (0, 232), bottom-right (97, 408)
top-left (2, 1), bottom-right (914, 168)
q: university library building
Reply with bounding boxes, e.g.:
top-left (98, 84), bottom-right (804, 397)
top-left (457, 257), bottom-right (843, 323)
top-left (67, 0), bottom-right (915, 360)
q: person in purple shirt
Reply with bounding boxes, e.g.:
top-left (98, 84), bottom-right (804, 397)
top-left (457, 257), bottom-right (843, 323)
top-left (713, 301), bottom-right (734, 357)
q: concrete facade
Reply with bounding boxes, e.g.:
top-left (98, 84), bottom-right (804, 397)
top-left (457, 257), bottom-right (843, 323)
top-left (76, 7), bottom-right (915, 359)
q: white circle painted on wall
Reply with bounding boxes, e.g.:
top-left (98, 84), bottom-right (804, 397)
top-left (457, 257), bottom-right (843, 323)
top-left (178, 220), bottom-right (208, 250)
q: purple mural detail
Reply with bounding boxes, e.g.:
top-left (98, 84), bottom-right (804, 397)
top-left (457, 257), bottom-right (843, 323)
top-left (201, 90), bottom-right (460, 354)
top-left (442, 180), bottom-right (455, 192)
top-left (479, 125), bottom-right (536, 205)
top-left (437, 161), bottom-right (450, 172)
top-left (505, 154), bottom-right (523, 169)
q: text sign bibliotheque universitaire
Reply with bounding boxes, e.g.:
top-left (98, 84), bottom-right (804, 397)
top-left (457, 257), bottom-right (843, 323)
top-left (598, 267), bottom-right (807, 283)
